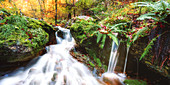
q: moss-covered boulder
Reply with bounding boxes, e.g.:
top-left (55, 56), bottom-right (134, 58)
top-left (0, 8), bottom-right (56, 73)
top-left (26, 17), bottom-right (57, 45)
top-left (126, 36), bottom-right (170, 85)
top-left (68, 16), bottom-right (112, 67)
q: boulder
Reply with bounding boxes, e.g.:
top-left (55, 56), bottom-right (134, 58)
top-left (0, 9), bottom-right (56, 75)
top-left (101, 73), bottom-right (124, 85)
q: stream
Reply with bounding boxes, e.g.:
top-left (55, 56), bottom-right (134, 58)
top-left (0, 26), bottom-right (101, 85)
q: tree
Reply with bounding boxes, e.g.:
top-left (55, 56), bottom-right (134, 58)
top-left (55, 0), bottom-right (57, 25)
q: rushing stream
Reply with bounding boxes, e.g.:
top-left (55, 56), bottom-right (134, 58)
top-left (0, 26), bottom-right (100, 85)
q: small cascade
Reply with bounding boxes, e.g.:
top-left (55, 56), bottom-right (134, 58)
top-left (0, 26), bottom-right (100, 85)
top-left (107, 33), bottom-right (131, 75)
top-left (102, 33), bottom-right (131, 84)
top-left (106, 38), bottom-right (131, 79)
top-left (101, 34), bottom-right (125, 85)
top-left (123, 46), bottom-right (130, 74)
top-left (107, 38), bottom-right (120, 73)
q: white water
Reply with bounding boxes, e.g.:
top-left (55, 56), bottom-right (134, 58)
top-left (123, 46), bottom-right (130, 74)
top-left (107, 33), bottom-right (119, 73)
top-left (101, 37), bottom-right (125, 84)
top-left (107, 36), bottom-right (126, 79)
top-left (0, 26), bottom-right (100, 85)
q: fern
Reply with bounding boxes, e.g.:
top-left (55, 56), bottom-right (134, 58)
top-left (97, 32), bottom-right (103, 43)
top-left (110, 23), bottom-right (127, 30)
top-left (139, 35), bottom-right (161, 61)
top-left (89, 61), bottom-right (95, 67)
top-left (133, 27), bottom-right (148, 43)
top-left (107, 33), bottom-right (118, 46)
top-left (96, 58), bottom-right (102, 67)
top-left (135, 0), bottom-right (170, 24)
top-left (100, 34), bottom-right (106, 49)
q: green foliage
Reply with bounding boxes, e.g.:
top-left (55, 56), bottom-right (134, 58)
top-left (97, 32), bottom-right (103, 43)
top-left (87, 49), bottom-right (103, 68)
top-left (70, 18), bottom-right (99, 43)
top-left (95, 23), bottom-right (122, 49)
top-left (89, 61), bottom-right (95, 67)
top-left (90, 3), bottom-right (106, 14)
top-left (100, 34), bottom-right (106, 48)
top-left (107, 33), bottom-right (118, 45)
top-left (133, 27), bottom-right (148, 43)
top-left (27, 17), bottom-right (54, 31)
top-left (0, 8), bottom-right (11, 16)
top-left (140, 34), bottom-right (161, 61)
top-left (124, 79), bottom-right (147, 85)
top-left (69, 0), bottom-right (170, 70)
top-left (96, 32), bottom-right (114, 49)
top-left (90, 2), bottom-right (108, 19)
top-left (0, 9), bottom-right (49, 48)
top-left (135, 0), bottom-right (170, 24)
top-left (96, 58), bottom-right (102, 67)
top-left (75, 0), bottom-right (95, 10)
top-left (96, 32), bottom-right (108, 49)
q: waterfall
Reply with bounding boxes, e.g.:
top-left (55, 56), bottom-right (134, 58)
top-left (107, 33), bottom-right (119, 73)
top-left (107, 40), bottom-right (119, 72)
top-left (105, 33), bottom-right (127, 81)
top-left (107, 38), bottom-right (130, 78)
top-left (0, 26), bottom-right (100, 85)
top-left (123, 46), bottom-right (130, 74)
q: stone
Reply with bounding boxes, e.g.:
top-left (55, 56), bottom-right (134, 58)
top-left (101, 73), bottom-right (124, 85)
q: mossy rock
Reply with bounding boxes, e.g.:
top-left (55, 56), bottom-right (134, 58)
top-left (0, 9), bottom-right (56, 73)
top-left (69, 17), bottom-right (113, 66)
top-left (26, 17), bottom-right (57, 45)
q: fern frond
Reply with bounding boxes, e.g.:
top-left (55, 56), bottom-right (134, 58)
top-left (139, 35), bottom-right (161, 61)
top-left (110, 23), bottom-right (127, 30)
top-left (97, 32), bottom-right (103, 43)
top-left (107, 33), bottom-right (118, 46)
top-left (96, 58), bottom-right (102, 67)
top-left (133, 27), bottom-right (148, 43)
top-left (100, 34), bottom-right (106, 49)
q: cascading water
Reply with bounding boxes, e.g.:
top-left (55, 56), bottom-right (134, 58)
top-left (123, 46), bottom-right (130, 74)
top-left (0, 26), bottom-right (100, 85)
top-left (102, 33), bottom-right (128, 84)
top-left (106, 37), bottom-right (130, 78)
top-left (101, 34), bottom-right (125, 85)
top-left (107, 34), bottom-right (120, 73)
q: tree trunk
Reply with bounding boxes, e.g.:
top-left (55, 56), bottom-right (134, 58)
top-left (55, 0), bottom-right (58, 25)
top-left (68, 8), bottom-right (71, 19)
top-left (73, 0), bottom-right (75, 17)
top-left (38, 0), bottom-right (44, 20)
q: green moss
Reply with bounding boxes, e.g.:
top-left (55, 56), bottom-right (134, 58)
top-left (0, 9), bottom-right (49, 48)
top-left (124, 79), bottom-right (147, 85)
top-left (69, 19), bottom-right (99, 44)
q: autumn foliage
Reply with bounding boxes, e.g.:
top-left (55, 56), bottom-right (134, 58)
top-left (0, 0), bottom-right (77, 24)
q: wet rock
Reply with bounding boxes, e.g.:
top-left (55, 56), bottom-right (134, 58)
top-left (128, 37), bottom-right (170, 84)
top-left (102, 73), bottom-right (124, 85)
top-left (0, 45), bottom-right (47, 76)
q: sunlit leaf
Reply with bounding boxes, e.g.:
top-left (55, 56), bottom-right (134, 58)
top-left (89, 61), bottom-right (95, 67)
top-left (97, 32), bottom-right (103, 43)
top-left (107, 33), bottom-right (118, 46)
top-left (96, 58), bottom-right (102, 67)
top-left (133, 27), bottom-right (148, 43)
top-left (100, 34), bottom-right (106, 49)
top-left (136, 13), bottom-right (158, 21)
